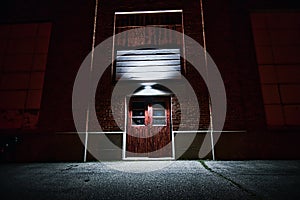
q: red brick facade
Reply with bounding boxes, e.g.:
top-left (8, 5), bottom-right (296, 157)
top-left (0, 0), bottom-right (300, 161)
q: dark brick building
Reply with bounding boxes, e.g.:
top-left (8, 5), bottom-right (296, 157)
top-left (0, 0), bottom-right (300, 162)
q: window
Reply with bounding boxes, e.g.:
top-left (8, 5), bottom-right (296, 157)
top-left (116, 48), bottom-right (181, 80)
top-left (113, 10), bottom-right (184, 81)
top-left (0, 22), bottom-right (52, 129)
top-left (152, 102), bottom-right (166, 126)
top-left (130, 99), bottom-right (167, 126)
top-left (132, 101), bottom-right (146, 126)
top-left (251, 12), bottom-right (300, 127)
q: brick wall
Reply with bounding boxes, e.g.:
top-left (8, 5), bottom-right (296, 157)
top-left (1, 0), bottom-right (300, 161)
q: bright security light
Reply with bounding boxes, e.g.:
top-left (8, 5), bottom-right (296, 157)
top-left (133, 84), bottom-right (171, 96)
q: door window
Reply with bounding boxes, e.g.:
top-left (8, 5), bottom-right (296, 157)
top-left (152, 102), bottom-right (166, 126)
top-left (131, 101), bottom-right (145, 126)
top-left (130, 100), bottom-right (166, 126)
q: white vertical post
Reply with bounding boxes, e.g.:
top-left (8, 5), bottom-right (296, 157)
top-left (84, 110), bottom-right (89, 162)
top-left (84, 0), bottom-right (99, 162)
top-left (123, 97), bottom-right (128, 160)
top-left (209, 110), bottom-right (215, 160)
top-left (170, 96), bottom-right (175, 159)
top-left (181, 11), bottom-right (187, 74)
top-left (111, 13), bottom-right (116, 77)
top-left (200, 0), bottom-right (215, 160)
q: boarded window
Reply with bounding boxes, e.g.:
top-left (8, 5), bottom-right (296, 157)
top-left (113, 11), bottom-right (184, 81)
top-left (116, 48), bottom-right (181, 80)
top-left (251, 12), bottom-right (300, 127)
top-left (0, 22), bottom-right (51, 129)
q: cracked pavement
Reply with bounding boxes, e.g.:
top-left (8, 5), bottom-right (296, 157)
top-left (0, 160), bottom-right (299, 199)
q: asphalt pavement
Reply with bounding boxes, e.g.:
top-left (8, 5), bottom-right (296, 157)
top-left (0, 160), bottom-right (299, 200)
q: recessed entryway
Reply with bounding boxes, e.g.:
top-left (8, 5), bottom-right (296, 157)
top-left (124, 96), bottom-right (173, 159)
